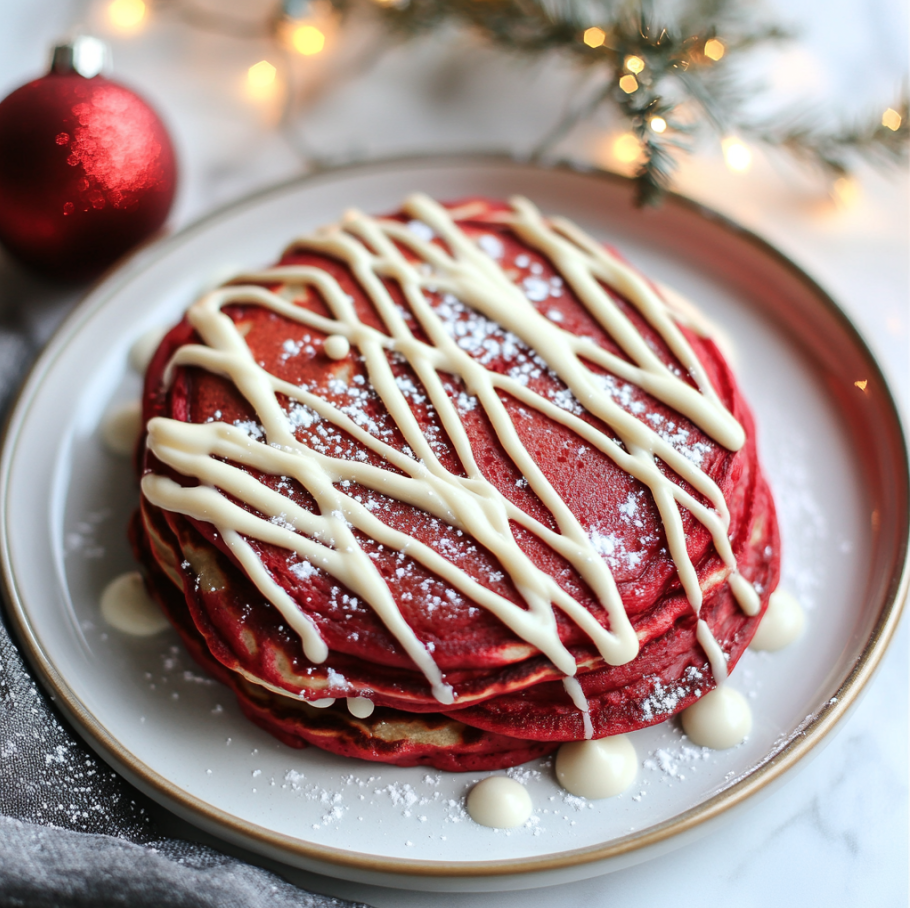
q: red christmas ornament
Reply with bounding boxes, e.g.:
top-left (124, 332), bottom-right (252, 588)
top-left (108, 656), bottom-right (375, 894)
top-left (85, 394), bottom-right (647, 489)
top-left (0, 37), bottom-right (177, 282)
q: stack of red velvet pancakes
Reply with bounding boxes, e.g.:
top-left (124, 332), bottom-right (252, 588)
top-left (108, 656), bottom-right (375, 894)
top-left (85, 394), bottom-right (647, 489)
top-left (131, 195), bottom-right (779, 772)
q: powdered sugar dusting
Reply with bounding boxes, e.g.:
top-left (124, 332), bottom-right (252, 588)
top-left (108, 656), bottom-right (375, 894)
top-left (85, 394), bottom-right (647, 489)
top-left (644, 743), bottom-right (715, 782)
top-left (64, 508), bottom-right (110, 559)
top-left (640, 665), bottom-right (706, 722)
top-left (589, 529), bottom-right (645, 572)
top-left (476, 233), bottom-right (504, 259)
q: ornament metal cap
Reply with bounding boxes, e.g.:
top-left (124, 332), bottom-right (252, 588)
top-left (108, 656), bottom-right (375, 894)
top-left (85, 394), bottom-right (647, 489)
top-left (50, 35), bottom-right (111, 79)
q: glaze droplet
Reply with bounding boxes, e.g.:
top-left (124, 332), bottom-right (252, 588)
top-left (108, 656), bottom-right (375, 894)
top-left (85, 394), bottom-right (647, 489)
top-left (100, 572), bottom-right (169, 636)
top-left (347, 696), bottom-right (375, 718)
top-left (466, 776), bottom-right (532, 828)
top-left (682, 686), bottom-right (751, 750)
top-left (129, 326), bottom-right (168, 374)
top-left (751, 589), bottom-right (804, 652)
top-left (101, 400), bottom-right (142, 457)
top-left (555, 735), bottom-right (637, 799)
top-left (323, 334), bottom-right (350, 360)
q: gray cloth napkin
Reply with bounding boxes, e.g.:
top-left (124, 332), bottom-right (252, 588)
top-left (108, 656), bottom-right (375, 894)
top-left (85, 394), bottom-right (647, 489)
top-left (0, 253), bottom-right (370, 908)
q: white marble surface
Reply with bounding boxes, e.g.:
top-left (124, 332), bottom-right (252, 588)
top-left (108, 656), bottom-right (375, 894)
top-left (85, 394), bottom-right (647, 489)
top-left (1, 1), bottom-right (907, 905)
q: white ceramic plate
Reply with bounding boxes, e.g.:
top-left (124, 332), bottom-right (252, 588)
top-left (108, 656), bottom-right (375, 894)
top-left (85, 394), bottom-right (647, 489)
top-left (2, 157), bottom-right (907, 892)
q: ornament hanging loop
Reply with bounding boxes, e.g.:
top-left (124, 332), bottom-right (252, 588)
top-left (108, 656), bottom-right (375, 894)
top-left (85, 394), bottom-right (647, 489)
top-left (50, 35), bottom-right (111, 79)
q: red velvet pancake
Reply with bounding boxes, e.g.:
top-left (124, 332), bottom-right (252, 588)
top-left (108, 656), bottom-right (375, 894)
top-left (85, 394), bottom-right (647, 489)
top-left (132, 196), bottom-right (780, 770)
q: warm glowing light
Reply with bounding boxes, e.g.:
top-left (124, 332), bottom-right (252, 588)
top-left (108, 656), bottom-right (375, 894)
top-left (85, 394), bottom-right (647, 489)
top-left (619, 74), bottom-right (639, 94)
top-left (882, 107), bottom-right (902, 131)
top-left (624, 55), bottom-right (645, 74)
top-left (832, 175), bottom-right (860, 208)
top-left (248, 60), bottom-right (278, 89)
top-left (291, 24), bottom-right (326, 55)
top-left (722, 137), bottom-right (752, 172)
top-left (650, 117), bottom-right (667, 134)
top-left (613, 132), bottom-right (643, 164)
top-left (108, 0), bottom-right (146, 31)
top-left (704, 38), bottom-right (725, 61)
top-left (854, 379), bottom-right (868, 391)
top-left (584, 27), bottom-right (606, 48)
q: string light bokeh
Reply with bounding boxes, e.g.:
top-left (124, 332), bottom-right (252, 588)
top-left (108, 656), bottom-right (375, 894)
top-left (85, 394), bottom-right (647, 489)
top-left (704, 38), bottom-right (725, 61)
top-left (722, 137), bottom-right (753, 173)
top-left (583, 27), bottom-right (606, 49)
top-left (107, 0), bottom-right (147, 32)
top-left (87, 0), bottom-right (906, 191)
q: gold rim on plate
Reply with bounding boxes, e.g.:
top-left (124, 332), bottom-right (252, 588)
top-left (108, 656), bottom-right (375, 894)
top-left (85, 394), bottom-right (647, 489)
top-left (1, 154), bottom-right (907, 883)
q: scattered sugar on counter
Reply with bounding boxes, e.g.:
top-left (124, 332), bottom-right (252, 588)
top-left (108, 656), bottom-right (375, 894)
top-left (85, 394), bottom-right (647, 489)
top-left (64, 509), bottom-right (110, 559)
top-left (644, 743), bottom-right (715, 783)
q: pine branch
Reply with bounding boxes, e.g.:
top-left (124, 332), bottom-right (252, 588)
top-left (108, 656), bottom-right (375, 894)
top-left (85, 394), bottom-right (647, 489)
top-left (331, 0), bottom-right (805, 201)
top-left (744, 94), bottom-right (910, 177)
top-left (165, 0), bottom-right (909, 205)
top-left (332, 0), bottom-right (907, 202)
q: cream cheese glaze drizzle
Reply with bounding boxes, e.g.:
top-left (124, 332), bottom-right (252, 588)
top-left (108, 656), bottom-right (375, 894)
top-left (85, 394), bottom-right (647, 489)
top-left (141, 194), bottom-right (759, 710)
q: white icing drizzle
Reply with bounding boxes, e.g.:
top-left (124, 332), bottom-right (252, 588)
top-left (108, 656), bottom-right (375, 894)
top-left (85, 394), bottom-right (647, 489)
top-left (140, 194), bottom-right (759, 713)
top-left (466, 776), bottom-right (533, 828)
top-left (310, 697), bottom-right (335, 708)
top-left (100, 571), bottom-right (170, 636)
top-left (101, 400), bottom-right (142, 457)
top-left (729, 571), bottom-right (761, 617)
top-left (562, 676), bottom-right (594, 739)
top-left (750, 588), bottom-right (804, 651)
top-left (696, 618), bottom-right (728, 683)
top-left (347, 696), bottom-right (375, 718)
top-left (555, 735), bottom-right (637, 799)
